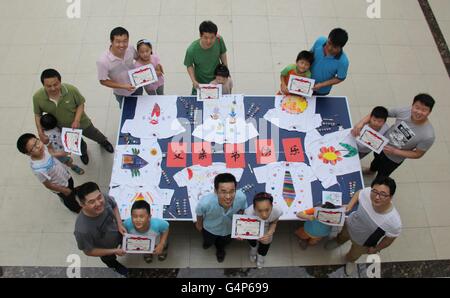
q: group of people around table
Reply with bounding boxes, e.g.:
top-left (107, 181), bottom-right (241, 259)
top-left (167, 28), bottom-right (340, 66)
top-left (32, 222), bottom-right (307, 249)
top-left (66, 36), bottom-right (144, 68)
top-left (14, 19), bottom-right (437, 277)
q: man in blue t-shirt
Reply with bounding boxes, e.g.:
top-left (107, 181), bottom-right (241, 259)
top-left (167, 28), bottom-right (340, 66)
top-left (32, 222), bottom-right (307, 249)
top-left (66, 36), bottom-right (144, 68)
top-left (195, 173), bottom-right (247, 263)
top-left (310, 28), bottom-right (350, 96)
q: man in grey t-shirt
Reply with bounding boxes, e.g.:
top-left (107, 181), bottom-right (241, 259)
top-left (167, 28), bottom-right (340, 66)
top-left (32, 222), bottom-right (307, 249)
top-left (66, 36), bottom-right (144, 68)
top-left (352, 94), bottom-right (435, 180)
top-left (74, 182), bottom-right (128, 276)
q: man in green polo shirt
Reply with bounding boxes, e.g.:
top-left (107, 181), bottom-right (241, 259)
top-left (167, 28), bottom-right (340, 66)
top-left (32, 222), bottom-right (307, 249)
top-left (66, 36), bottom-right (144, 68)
top-left (33, 69), bottom-right (114, 165)
top-left (184, 20), bottom-right (228, 95)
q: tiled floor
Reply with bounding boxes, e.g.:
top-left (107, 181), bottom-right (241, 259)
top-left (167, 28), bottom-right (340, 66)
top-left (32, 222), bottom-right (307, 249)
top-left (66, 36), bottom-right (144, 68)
top-left (0, 0), bottom-right (449, 273)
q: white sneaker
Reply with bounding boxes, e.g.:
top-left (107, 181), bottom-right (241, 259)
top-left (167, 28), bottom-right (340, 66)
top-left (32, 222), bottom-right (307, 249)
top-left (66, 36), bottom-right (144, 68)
top-left (249, 246), bottom-right (257, 263)
top-left (345, 262), bottom-right (357, 276)
top-left (256, 254), bottom-right (265, 268)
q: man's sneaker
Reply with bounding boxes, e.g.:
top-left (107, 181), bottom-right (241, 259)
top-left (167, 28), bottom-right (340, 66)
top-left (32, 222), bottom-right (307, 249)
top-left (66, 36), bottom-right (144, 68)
top-left (101, 140), bottom-right (114, 153)
top-left (143, 254), bottom-right (153, 263)
top-left (70, 164), bottom-right (85, 175)
top-left (216, 250), bottom-right (226, 263)
top-left (80, 154), bottom-right (89, 165)
top-left (111, 261), bottom-right (128, 277)
top-left (249, 246), bottom-right (258, 263)
top-left (256, 254), bottom-right (265, 269)
top-left (298, 239), bottom-right (309, 250)
top-left (324, 239), bottom-right (340, 250)
top-left (345, 262), bottom-right (357, 276)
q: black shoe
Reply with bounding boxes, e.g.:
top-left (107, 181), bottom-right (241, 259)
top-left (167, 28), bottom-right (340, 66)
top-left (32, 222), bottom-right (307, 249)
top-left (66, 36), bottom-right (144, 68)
top-left (80, 154), bottom-right (89, 165)
top-left (101, 140), bottom-right (114, 153)
top-left (216, 250), bottom-right (225, 263)
top-left (111, 261), bottom-right (128, 277)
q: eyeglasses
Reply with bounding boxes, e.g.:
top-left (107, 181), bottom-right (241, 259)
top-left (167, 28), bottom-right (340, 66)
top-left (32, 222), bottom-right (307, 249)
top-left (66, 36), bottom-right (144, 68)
top-left (371, 189), bottom-right (390, 199)
top-left (29, 139), bottom-right (42, 153)
top-left (218, 190), bottom-right (236, 196)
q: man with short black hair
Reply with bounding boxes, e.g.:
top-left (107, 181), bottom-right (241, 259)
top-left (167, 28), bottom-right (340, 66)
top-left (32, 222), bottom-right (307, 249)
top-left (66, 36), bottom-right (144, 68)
top-left (33, 69), bottom-right (114, 165)
top-left (195, 173), bottom-right (247, 262)
top-left (184, 20), bottom-right (228, 95)
top-left (74, 182), bottom-right (128, 276)
top-left (325, 176), bottom-right (401, 276)
top-left (97, 27), bottom-right (143, 107)
top-left (310, 28), bottom-right (350, 96)
top-left (353, 94), bottom-right (436, 179)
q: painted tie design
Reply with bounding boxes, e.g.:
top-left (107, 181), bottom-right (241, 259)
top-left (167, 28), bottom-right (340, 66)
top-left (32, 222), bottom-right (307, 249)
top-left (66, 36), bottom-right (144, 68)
top-left (282, 170), bottom-right (296, 207)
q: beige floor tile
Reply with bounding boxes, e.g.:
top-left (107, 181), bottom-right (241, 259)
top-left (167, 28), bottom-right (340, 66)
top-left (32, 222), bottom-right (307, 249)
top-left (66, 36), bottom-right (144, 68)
top-left (333, 0), bottom-right (370, 19)
top-left (72, 74), bottom-right (113, 108)
top-left (163, 72), bottom-right (193, 95)
top-left (387, 74), bottom-right (429, 107)
top-left (420, 182), bottom-right (450, 226)
top-left (405, 19), bottom-right (436, 46)
top-left (77, 44), bottom-right (108, 74)
top-left (83, 17), bottom-right (126, 44)
top-left (40, 44), bottom-right (82, 75)
top-left (412, 46), bottom-right (448, 75)
top-left (413, 142), bottom-right (450, 167)
top-left (232, 0), bottom-right (268, 16)
top-left (1, 45), bottom-right (44, 75)
top-left (47, 18), bottom-right (89, 45)
top-left (380, 45), bottom-right (421, 75)
top-left (292, 236), bottom-right (345, 266)
top-left (36, 232), bottom-right (88, 267)
top-left (266, 0), bottom-right (300, 17)
top-left (188, 232), bottom-right (242, 268)
top-left (122, 16), bottom-right (159, 44)
top-left (233, 73), bottom-right (276, 95)
top-left (0, 74), bottom-right (37, 108)
top-left (196, 0), bottom-right (232, 16)
top-left (158, 16), bottom-right (197, 43)
top-left (157, 42), bottom-right (192, 73)
top-left (414, 164), bottom-right (450, 183)
top-left (300, 0), bottom-right (336, 18)
top-left (373, 19), bottom-right (410, 46)
top-left (303, 17), bottom-right (339, 45)
top-left (430, 227), bottom-right (450, 260)
top-left (233, 16), bottom-right (270, 43)
top-left (352, 74), bottom-right (395, 107)
top-left (88, 0), bottom-right (127, 17)
top-left (268, 16), bottom-right (307, 44)
top-left (345, 45), bottom-right (386, 74)
top-left (195, 16), bottom-right (233, 44)
top-left (429, 0), bottom-right (450, 21)
top-left (234, 43), bottom-right (273, 73)
top-left (125, 0), bottom-right (161, 16)
top-left (271, 43), bottom-right (308, 76)
top-left (0, 232), bottom-right (42, 266)
top-left (161, 0), bottom-right (196, 16)
top-left (0, 186), bottom-right (51, 233)
top-left (336, 18), bottom-right (378, 45)
top-left (0, 107), bottom-right (27, 145)
top-left (388, 228), bottom-right (437, 262)
top-left (394, 183), bottom-right (430, 228)
top-left (250, 233), bottom-right (293, 268)
top-left (389, 161), bottom-right (418, 184)
top-left (426, 75), bottom-right (450, 107)
top-left (12, 19), bottom-right (54, 46)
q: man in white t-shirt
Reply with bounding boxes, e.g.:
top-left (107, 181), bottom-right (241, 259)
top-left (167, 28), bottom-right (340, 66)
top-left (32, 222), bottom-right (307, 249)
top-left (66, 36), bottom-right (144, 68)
top-left (352, 94), bottom-right (435, 179)
top-left (325, 176), bottom-right (402, 276)
top-left (17, 133), bottom-right (81, 213)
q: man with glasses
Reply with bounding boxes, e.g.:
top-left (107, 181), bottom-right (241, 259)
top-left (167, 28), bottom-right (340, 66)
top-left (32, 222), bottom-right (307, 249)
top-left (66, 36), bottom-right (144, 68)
top-left (74, 182), bottom-right (128, 276)
top-left (16, 133), bottom-right (81, 213)
top-left (325, 176), bottom-right (402, 276)
top-left (195, 173), bottom-right (247, 262)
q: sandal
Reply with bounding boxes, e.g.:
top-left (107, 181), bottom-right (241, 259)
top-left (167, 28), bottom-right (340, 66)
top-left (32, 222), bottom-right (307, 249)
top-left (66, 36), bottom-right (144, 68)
top-left (71, 165), bottom-right (85, 175)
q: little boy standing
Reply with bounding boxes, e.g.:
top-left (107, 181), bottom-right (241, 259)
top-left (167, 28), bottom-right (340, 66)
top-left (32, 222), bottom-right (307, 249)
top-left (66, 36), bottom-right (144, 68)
top-left (123, 200), bottom-right (170, 263)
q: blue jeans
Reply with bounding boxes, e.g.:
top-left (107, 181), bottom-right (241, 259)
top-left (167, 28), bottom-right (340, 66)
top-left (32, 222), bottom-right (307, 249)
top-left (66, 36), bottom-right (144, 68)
top-left (114, 87), bottom-right (143, 108)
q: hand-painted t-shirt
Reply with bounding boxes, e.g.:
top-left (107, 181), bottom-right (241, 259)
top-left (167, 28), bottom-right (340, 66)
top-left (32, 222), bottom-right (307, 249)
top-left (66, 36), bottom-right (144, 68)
top-left (43, 127), bottom-right (64, 152)
top-left (254, 162), bottom-right (317, 219)
top-left (173, 162), bottom-right (244, 221)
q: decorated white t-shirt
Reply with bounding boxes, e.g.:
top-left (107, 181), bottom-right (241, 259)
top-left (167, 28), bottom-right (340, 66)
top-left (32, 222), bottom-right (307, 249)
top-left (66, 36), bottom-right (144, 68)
top-left (192, 94), bottom-right (259, 144)
top-left (263, 95), bottom-right (322, 133)
top-left (109, 185), bottom-right (173, 220)
top-left (110, 139), bottom-right (163, 187)
top-left (121, 95), bottom-right (186, 140)
top-left (173, 162), bottom-right (244, 220)
top-left (43, 128), bottom-right (64, 152)
top-left (305, 129), bottom-right (361, 189)
top-left (253, 162), bottom-right (317, 220)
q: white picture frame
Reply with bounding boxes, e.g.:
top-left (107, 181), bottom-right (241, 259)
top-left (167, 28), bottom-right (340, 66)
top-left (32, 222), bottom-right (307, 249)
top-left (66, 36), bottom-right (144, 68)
top-left (287, 75), bottom-right (315, 98)
top-left (314, 207), bottom-right (346, 227)
top-left (122, 233), bottom-right (156, 254)
top-left (231, 214), bottom-right (265, 240)
top-left (197, 84), bottom-right (222, 101)
top-left (61, 128), bottom-right (83, 156)
top-left (128, 64), bottom-right (158, 88)
top-left (356, 124), bottom-right (390, 154)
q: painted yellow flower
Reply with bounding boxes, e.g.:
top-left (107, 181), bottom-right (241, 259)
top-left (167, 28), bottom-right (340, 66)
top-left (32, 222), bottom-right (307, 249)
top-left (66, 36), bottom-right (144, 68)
top-left (318, 146), bottom-right (343, 165)
top-left (281, 95), bottom-right (308, 114)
